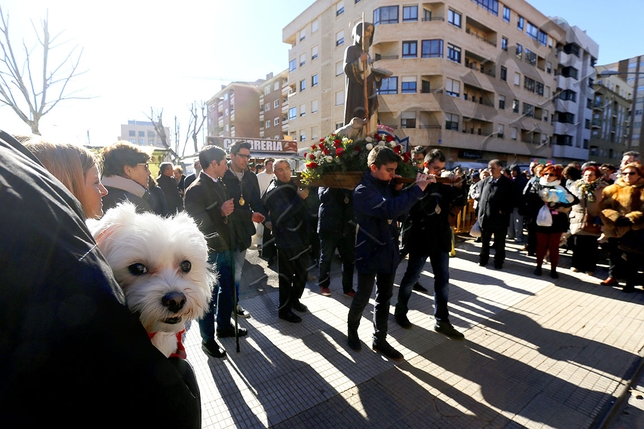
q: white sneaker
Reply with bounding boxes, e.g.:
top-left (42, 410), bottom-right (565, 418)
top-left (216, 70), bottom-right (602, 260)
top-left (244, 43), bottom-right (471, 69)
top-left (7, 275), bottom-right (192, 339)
top-left (236, 305), bottom-right (251, 319)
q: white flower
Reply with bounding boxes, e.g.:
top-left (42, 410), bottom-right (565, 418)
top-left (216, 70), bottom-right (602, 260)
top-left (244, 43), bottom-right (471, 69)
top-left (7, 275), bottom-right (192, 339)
top-left (326, 156), bottom-right (333, 163)
top-left (366, 143), bottom-right (373, 150)
top-left (314, 151), bottom-right (321, 157)
top-left (378, 141), bottom-right (385, 147)
top-left (389, 142), bottom-right (396, 148)
top-left (365, 136), bottom-right (373, 143)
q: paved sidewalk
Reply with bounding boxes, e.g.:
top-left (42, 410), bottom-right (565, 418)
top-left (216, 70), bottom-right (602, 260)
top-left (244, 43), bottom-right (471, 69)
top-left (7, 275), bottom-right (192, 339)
top-left (185, 238), bottom-right (644, 428)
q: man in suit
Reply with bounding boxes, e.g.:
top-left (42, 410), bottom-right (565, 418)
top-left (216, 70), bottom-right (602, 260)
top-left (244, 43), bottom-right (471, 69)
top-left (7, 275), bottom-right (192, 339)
top-left (477, 159), bottom-right (514, 270)
top-left (184, 145), bottom-right (248, 358)
top-left (157, 162), bottom-right (183, 214)
top-left (184, 160), bottom-right (202, 190)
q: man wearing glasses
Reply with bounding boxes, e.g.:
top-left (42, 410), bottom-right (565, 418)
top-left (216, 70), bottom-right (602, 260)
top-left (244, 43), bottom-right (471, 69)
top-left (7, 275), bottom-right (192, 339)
top-left (222, 140), bottom-right (267, 320)
top-left (477, 159), bottom-right (514, 270)
top-left (395, 149), bottom-right (466, 338)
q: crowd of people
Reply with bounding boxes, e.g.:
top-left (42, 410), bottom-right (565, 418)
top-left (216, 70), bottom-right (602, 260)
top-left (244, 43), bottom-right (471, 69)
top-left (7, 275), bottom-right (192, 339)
top-left (3, 127), bottom-right (643, 424)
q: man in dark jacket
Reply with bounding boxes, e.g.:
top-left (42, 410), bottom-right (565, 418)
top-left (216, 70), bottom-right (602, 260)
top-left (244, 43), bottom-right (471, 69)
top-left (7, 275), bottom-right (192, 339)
top-left (347, 146), bottom-right (432, 361)
top-left (223, 140), bottom-right (266, 319)
top-left (508, 164), bottom-right (528, 243)
top-left (185, 145), bottom-right (248, 358)
top-left (263, 159), bottom-right (311, 323)
top-left (394, 149), bottom-right (465, 339)
top-left (157, 162), bottom-right (184, 214)
top-left (0, 130), bottom-right (200, 428)
top-left (478, 159), bottom-right (514, 269)
top-left (317, 187), bottom-right (356, 297)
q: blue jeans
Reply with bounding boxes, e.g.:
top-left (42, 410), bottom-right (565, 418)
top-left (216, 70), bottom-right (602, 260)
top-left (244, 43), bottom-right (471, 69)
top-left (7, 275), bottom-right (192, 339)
top-left (198, 251), bottom-right (234, 341)
top-left (318, 233), bottom-right (355, 292)
top-left (347, 271), bottom-right (396, 344)
top-left (396, 250), bottom-right (450, 323)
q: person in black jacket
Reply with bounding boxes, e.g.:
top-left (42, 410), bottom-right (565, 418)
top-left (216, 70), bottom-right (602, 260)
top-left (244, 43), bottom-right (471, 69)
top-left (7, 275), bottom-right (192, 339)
top-left (317, 187), bottom-right (356, 297)
top-left (395, 149), bottom-right (465, 339)
top-left (263, 159), bottom-right (311, 323)
top-left (0, 130), bottom-right (201, 428)
top-left (184, 145), bottom-right (248, 358)
top-left (157, 162), bottom-right (184, 214)
top-left (477, 159), bottom-right (514, 270)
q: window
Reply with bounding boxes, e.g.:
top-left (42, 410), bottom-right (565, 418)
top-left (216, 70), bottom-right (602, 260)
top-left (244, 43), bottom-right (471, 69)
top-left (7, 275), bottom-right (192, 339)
top-left (421, 39), bottom-right (443, 58)
top-left (511, 127), bottom-right (517, 140)
top-left (499, 95), bottom-right (505, 109)
top-left (401, 76), bottom-right (417, 93)
top-left (335, 91), bottom-right (344, 105)
top-left (311, 74), bottom-right (319, 87)
top-left (512, 99), bottom-right (519, 113)
top-left (446, 78), bottom-right (460, 97)
top-left (447, 43), bottom-right (461, 63)
top-left (563, 43), bottom-right (580, 57)
top-left (311, 46), bottom-right (318, 60)
top-left (422, 80), bottom-right (430, 93)
top-left (299, 79), bottom-right (306, 92)
top-left (503, 6), bottom-right (510, 22)
top-left (546, 61), bottom-right (552, 74)
top-left (501, 37), bottom-right (508, 51)
top-left (516, 43), bottom-right (523, 59)
top-left (401, 112), bottom-right (416, 128)
top-left (378, 77), bottom-right (398, 94)
top-left (526, 22), bottom-right (538, 40)
top-left (265, 103), bottom-right (270, 112)
top-left (288, 107), bottom-right (297, 120)
top-left (289, 59), bottom-right (296, 72)
top-left (274, 100), bottom-right (279, 109)
top-left (274, 117), bottom-right (280, 126)
top-left (536, 82), bottom-right (544, 96)
top-left (312, 19), bottom-right (319, 33)
top-left (472, 0), bottom-right (499, 15)
top-left (311, 126), bottom-right (319, 141)
top-left (274, 81), bottom-right (280, 91)
top-left (300, 104), bottom-right (306, 117)
top-left (336, 1), bottom-right (344, 16)
top-left (445, 113), bottom-right (459, 131)
top-left (374, 6), bottom-right (399, 25)
top-left (300, 53), bottom-right (306, 67)
top-left (300, 132), bottom-right (306, 142)
top-left (423, 9), bottom-right (432, 21)
top-left (403, 5), bottom-right (418, 22)
top-left (448, 9), bottom-right (461, 28)
top-left (556, 112), bottom-right (575, 124)
top-left (561, 66), bottom-right (579, 79)
top-left (500, 66), bottom-right (507, 81)
top-left (559, 89), bottom-right (577, 102)
top-left (522, 102), bottom-right (535, 118)
top-left (265, 120), bottom-right (271, 129)
top-left (525, 49), bottom-right (536, 66)
top-left (137, 131), bottom-right (144, 137)
top-left (517, 16), bottom-right (524, 31)
top-left (311, 99), bottom-right (319, 113)
top-left (543, 109), bottom-right (549, 122)
top-left (524, 76), bottom-right (536, 93)
top-left (538, 30), bottom-right (547, 46)
top-left (336, 30), bottom-right (344, 46)
top-left (497, 124), bottom-right (505, 138)
top-left (299, 29), bottom-right (306, 41)
top-left (129, 130), bottom-right (135, 136)
top-left (402, 41), bottom-right (417, 58)
top-left (336, 61), bottom-right (344, 76)
top-left (545, 86), bottom-right (550, 98)
top-left (514, 72), bottom-right (520, 86)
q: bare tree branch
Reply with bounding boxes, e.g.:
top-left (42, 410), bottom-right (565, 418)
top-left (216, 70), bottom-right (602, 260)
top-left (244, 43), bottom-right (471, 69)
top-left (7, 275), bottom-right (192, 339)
top-left (183, 101), bottom-right (207, 156)
top-left (146, 107), bottom-right (179, 161)
top-left (0, 7), bottom-right (89, 135)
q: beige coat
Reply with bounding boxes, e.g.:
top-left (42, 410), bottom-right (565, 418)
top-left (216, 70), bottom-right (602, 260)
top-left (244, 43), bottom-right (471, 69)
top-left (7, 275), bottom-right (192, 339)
top-left (599, 176), bottom-right (644, 238)
top-left (569, 179), bottom-right (607, 236)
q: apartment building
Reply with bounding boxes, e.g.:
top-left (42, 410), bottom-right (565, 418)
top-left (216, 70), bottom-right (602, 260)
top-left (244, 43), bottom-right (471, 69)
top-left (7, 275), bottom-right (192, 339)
top-left (206, 82), bottom-right (261, 139)
top-left (609, 54), bottom-right (644, 153)
top-left (587, 65), bottom-right (632, 166)
top-left (283, 0), bottom-right (598, 166)
top-left (259, 70), bottom-right (290, 140)
top-left (120, 120), bottom-right (169, 147)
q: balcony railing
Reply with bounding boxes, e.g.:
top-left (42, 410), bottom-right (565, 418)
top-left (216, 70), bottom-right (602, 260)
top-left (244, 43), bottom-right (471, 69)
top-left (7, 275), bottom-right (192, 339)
top-left (465, 27), bottom-right (496, 47)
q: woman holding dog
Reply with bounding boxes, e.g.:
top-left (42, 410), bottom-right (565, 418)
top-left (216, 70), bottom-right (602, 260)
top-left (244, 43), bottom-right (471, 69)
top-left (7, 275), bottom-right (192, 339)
top-left (25, 140), bottom-right (109, 219)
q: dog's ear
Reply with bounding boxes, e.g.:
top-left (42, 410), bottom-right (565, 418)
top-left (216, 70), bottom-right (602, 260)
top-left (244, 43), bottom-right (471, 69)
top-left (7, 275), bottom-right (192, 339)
top-left (87, 202), bottom-right (139, 246)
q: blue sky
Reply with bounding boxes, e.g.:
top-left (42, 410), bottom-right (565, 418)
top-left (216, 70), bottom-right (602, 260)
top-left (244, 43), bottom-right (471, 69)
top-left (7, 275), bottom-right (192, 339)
top-left (0, 0), bottom-right (642, 146)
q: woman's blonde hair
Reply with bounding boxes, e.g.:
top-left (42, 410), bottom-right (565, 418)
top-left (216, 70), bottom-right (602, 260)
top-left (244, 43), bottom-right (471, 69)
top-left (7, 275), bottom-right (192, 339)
top-left (26, 141), bottom-right (99, 218)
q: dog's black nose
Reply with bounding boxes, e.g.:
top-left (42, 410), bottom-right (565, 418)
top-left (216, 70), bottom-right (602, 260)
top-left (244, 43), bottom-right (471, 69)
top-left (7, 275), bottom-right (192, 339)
top-left (162, 292), bottom-right (186, 313)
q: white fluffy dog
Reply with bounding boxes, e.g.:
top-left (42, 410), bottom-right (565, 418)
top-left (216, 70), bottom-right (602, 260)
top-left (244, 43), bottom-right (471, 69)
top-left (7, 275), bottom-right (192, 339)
top-left (88, 202), bottom-right (214, 358)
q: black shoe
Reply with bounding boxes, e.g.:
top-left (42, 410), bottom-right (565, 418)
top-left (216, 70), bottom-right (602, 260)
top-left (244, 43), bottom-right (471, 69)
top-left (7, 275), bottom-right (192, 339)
top-left (412, 282), bottom-right (428, 292)
top-left (534, 267), bottom-right (542, 276)
top-left (550, 270), bottom-right (559, 279)
top-left (217, 326), bottom-right (248, 338)
top-left (494, 263), bottom-right (503, 270)
top-left (395, 313), bottom-right (412, 329)
top-left (348, 330), bottom-right (361, 351)
top-left (434, 322), bottom-right (465, 339)
top-left (202, 340), bottom-right (226, 358)
top-left (479, 262), bottom-right (487, 267)
top-left (279, 311), bottom-right (302, 323)
top-left (623, 285), bottom-right (635, 293)
top-left (292, 301), bottom-right (308, 313)
top-left (372, 340), bottom-right (404, 361)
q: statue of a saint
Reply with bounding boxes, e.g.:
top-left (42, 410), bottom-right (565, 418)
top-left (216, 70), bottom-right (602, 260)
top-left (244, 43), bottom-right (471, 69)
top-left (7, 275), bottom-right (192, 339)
top-left (343, 22), bottom-right (391, 134)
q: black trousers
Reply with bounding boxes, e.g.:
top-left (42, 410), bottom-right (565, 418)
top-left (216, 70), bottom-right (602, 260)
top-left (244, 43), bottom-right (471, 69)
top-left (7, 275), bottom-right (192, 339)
top-left (347, 271), bottom-right (395, 344)
top-left (277, 246), bottom-right (309, 313)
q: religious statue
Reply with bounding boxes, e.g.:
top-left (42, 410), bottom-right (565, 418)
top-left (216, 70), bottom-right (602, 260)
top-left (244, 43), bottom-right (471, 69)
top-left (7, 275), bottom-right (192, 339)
top-left (343, 21), bottom-right (391, 134)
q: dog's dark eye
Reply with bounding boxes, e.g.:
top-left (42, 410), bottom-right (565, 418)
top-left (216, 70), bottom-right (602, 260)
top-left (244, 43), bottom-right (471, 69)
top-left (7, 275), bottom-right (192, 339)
top-left (180, 261), bottom-right (191, 273)
top-left (128, 263), bottom-right (148, 276)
